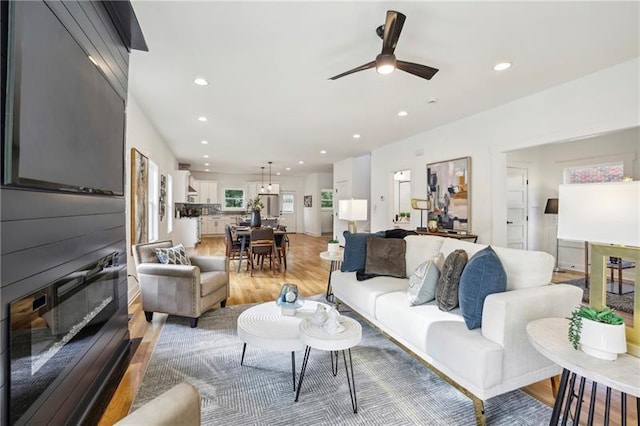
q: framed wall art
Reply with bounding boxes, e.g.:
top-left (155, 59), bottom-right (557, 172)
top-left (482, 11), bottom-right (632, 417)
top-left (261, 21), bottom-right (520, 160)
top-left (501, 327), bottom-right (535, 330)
top-left (303, 195), bottom-right (312, 208)
top-left (131, 148), bottom-right (149, 246)
top-left (426, 156), bottom-right (471, 231)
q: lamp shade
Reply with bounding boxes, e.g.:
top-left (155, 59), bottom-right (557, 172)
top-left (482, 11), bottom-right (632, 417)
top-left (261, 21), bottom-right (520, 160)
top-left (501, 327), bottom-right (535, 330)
top-left (544, 198), bottom-right (558, 214)
top-left (338, 199), bottom-right (368, 221)
top-left (557, 181), bottom-right (640, 247)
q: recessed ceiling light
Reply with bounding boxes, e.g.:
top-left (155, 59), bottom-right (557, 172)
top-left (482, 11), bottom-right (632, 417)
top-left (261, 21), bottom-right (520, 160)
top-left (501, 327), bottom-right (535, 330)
top-left (398, 111), bottom-right (408, 117)
top-left (320, 150), bottom-right (327, 154)
top-left (276, 172), bottom-right (281, 176)
top-left (88, 55), bottom-right (98, 66)
top-left (353, 134), bottom-right (361, 139)
top-left (493, 62), bottom-right (511, 71)
top-left (286, 167), bottom-right (291, 171)
top-left (203, 154), bottom-right (209, 158)
top-left (426, 97), bottom-right (438, 104)
top-left (194, 78), bottom-right (208, 86)
top-left (201, 140), bottom-right (208, 145)
top-left (204, 163), bottom-right (210, 166)
top-left (198, 116), bottom-right (208, 122)
top-left (205, 169), bottom-right (210, 172)
top-left (298, 161), bottom-right (304, 165)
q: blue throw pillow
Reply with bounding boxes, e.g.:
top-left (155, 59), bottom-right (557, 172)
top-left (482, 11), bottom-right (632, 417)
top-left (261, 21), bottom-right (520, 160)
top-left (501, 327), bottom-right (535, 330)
top-left (458, 246), bottom-right (507, 330)
top-left (341, 230), bottom-right (385, 272)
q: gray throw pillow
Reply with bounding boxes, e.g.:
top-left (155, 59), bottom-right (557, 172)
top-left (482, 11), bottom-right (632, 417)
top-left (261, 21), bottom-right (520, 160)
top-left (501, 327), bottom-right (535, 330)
top-left (155, 243), bottom-right (191, 265)
top-left (407, 253), bottom-right (444, 305)
top-left (364, 237), bottom-right (407, 278)
top-left (436, 249), bottom-right (468, 311)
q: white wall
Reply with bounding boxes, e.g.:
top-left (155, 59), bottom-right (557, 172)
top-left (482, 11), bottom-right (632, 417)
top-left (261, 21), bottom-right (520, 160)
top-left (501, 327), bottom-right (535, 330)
top-left (125, 95), bottom-right (178, 302)
top-left (333, 154), bottom-right (372, 243)
top-left (302, 173), bottom-right (333, 236)
top-left (369, 58), bottom-right (640, 246)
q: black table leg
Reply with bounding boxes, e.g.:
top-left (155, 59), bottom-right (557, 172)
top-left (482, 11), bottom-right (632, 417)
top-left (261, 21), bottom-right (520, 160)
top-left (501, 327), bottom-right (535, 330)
top-left (342, 349), bottom-right (358, 413)
top-left (621, 392), bottom-right (627, 426)
top-left (294, 346), bottom-right (312, 402)
top-left (325, 260), bottom-right (341, 303)
top-left (574, 376), bottom-right (586, 423)
top-left (604, 386), bottom-right (612, 425)
top-left (587, 382), bottom-right (598, 425)
top-left (291, 351), bottom-right (296, 392)
top-left (560, 373), bottom-right (577, 426)
top-left (550, 369), bottom-right (570, 425)
top-left (240, 343), bottom-right (247, 366)
top-left (331, 350), bottom-right (339, 376)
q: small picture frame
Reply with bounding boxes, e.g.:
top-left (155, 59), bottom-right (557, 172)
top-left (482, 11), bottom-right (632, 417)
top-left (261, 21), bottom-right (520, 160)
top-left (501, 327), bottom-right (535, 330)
top-left (304, 195), bottom-right (312, 208)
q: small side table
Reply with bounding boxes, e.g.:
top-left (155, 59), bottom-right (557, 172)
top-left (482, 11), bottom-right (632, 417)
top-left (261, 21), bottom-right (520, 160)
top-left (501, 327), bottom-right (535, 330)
top-left (294, 316), bottom-right (362, 413)
top-left (320, 250), bottom-right (343, 302)
top-left (527, 317), bottom-right (639, 425)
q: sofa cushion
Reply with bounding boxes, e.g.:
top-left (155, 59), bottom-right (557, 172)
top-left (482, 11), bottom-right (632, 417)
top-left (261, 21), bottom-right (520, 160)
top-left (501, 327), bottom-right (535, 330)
top-left (341, 231), bottom-right (385, 272)
top-left (201, 271), bottom-right (228, 296)
top-left (459, 246), bottom-right (507, 329)
top-left (404, 235), bottom-right (445, 277)
top-left (155, 244), bottom-right (191, 265)
top-left (407, 254), bottom-right (444, 305)
top-left (492, 246), bottom-right (554, 290)
top-left (331, 271), bottom-right (407, 318)
top-left (436, 249), bottom-right (468, 311)
top-left (365, 237), bottom-right (407, 278)
top-left (375, 291), bottom-right (464, 355)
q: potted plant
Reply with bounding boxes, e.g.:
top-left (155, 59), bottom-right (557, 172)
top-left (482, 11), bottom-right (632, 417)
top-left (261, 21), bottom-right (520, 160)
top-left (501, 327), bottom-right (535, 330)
top-left (399, 212), bottom-right (407, 221)
top-left (327, 238), bottom-right (340, 254)
top-left (568, 305), bottom-right (626, 360)
top-left (246, 196), bottom-right (264, 228)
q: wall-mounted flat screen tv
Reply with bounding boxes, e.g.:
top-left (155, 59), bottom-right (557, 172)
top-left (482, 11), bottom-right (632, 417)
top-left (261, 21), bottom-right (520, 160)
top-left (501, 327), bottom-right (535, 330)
top-left (3, 1), bottom-right (125, 196)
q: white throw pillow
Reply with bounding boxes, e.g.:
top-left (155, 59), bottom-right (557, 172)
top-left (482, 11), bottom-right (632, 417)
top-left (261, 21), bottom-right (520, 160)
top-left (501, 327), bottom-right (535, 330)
top-left (407, 253), bottom-right (444, 306)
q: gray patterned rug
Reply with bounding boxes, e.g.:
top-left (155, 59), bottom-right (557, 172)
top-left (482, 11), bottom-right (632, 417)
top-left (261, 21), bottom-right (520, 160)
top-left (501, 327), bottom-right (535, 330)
top-left (560, 278), bottom-right (634, 314)
top-left (133, 301), bottom-right (555, 425)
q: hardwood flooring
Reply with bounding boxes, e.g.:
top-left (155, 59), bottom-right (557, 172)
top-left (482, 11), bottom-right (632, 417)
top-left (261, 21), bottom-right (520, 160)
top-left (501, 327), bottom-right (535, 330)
top-left (99, 236), bottom-right (637, 425)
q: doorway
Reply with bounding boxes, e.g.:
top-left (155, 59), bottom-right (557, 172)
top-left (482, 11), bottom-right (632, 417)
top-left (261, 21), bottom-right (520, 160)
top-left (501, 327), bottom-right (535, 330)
top-left (280, 191), bottom-right (296, 232)
top-left (506, 167), bottom-right (528, 249)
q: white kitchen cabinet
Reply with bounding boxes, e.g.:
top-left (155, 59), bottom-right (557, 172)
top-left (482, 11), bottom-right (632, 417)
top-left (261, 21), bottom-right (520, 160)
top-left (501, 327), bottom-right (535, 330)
top-left (195, 180), bottom-right (218, 204)
top-left (173, 170), bottom-right (191, 203)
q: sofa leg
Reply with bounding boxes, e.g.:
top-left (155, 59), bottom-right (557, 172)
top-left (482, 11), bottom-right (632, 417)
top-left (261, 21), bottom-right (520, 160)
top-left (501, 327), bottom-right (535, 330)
top-left (221, 299), bottom-right (227, 308)
top-left (472, 397), bottom-right (486, 426)
top-left (144, 311), bottom-right (153, 322)
top-left (189, 317), bottom-right (198, 328)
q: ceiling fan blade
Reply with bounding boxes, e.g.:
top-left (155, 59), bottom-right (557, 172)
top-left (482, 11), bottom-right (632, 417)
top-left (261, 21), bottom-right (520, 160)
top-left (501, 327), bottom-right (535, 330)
top-left (328, 61), bottom-right (376, 80)
top-left (382, 10), bottom-right (406, 55)
top-left (396, 60), bottom-right (439, 80)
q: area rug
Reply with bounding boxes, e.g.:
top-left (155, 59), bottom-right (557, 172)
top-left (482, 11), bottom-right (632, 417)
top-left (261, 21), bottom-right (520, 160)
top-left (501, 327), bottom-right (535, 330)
top-left (133, 302), bottom-right (555, 425)
top-left (559, 278), bottom-right (634, 314)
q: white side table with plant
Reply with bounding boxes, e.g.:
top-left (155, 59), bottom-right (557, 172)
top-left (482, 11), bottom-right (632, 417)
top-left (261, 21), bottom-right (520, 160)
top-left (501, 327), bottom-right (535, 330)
top-left (527, 315), bottom-right (639, 425)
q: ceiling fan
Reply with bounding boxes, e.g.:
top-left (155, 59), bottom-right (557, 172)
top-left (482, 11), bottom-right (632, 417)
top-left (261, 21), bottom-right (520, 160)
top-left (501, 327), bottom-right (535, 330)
top-left (329, 10), bottom-right (439, 81)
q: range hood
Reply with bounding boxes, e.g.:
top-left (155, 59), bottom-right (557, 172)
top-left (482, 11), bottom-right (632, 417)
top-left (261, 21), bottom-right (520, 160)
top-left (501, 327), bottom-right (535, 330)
top-left (187, 184), bottom-right (198, 194)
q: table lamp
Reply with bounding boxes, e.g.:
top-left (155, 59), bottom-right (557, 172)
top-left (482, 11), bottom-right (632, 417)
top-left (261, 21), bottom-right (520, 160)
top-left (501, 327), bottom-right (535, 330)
top-left (338, 199), bottom-right (367, 234)
top-left (411, 198), bottom-right (431, 232)
top-left (557, 181), bottom-right (640, 356)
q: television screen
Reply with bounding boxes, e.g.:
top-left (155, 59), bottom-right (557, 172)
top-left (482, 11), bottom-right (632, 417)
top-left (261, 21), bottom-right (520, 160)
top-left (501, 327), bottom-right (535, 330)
top-left (4, 1), bottom-right (125, 195)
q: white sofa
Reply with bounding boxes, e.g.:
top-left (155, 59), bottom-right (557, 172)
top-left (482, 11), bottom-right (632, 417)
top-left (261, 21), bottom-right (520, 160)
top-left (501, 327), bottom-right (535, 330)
top-left (331, 235), bottom-right (583, 425)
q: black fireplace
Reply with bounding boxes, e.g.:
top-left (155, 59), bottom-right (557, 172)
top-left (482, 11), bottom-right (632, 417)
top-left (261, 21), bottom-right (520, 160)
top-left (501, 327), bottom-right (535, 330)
top-left (8, 252), bottom-right (123, 425)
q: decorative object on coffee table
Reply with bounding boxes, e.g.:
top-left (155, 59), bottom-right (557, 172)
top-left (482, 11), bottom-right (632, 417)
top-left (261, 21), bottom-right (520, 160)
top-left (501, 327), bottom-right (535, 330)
top-left (558, 181), bottom-right (640, 357)
top-left (276, 283), bottom-right (302, 316)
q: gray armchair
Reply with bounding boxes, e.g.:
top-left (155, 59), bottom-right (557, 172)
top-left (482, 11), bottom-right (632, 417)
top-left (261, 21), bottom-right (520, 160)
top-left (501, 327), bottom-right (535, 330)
top-left (132, 240), bottom-right (229, 328)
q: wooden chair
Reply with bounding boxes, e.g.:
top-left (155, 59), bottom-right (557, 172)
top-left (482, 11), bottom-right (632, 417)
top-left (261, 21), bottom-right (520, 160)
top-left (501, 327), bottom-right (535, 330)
top-left (225, 224), bottom-right (244, 261)
top-left (247, 228), bottom-right (276, 276)
top-left (274, 232), bottom-right (287, 271)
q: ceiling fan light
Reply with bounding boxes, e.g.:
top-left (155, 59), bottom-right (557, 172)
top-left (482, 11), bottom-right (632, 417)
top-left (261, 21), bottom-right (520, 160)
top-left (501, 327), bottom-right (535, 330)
top-left (375, 53), bottom-right (396, 75)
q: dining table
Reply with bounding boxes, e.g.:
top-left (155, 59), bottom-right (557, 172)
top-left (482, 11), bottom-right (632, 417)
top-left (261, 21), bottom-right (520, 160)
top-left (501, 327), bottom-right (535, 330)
top-left (233, 227), bottom-right (290, 273)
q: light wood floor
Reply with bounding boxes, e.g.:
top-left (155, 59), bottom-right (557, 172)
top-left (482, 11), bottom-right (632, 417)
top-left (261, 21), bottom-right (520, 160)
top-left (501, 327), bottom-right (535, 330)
top-left (99, 235), bottom-right (637, 425)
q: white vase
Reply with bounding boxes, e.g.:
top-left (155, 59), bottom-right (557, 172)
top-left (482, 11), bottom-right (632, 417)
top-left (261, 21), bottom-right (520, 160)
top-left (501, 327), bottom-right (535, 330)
top-left (328, 243), bottom-right (339, 254)
top-left (580, 319), bottom-right (627, 361)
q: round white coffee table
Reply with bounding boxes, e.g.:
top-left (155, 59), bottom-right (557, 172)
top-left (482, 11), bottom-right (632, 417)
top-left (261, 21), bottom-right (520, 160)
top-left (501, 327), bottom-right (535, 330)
top-left (237, 300), bottom-right (328, 391)
top-left (294, 315), bottom-right (362, 413)
top-left (319, 250), bottom-right (343, 302)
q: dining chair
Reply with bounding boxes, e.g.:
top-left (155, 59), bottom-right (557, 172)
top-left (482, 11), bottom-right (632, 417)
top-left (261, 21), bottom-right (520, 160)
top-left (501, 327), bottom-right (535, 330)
top-left (225, 224), bottom-right (245, 261)
top-left (247, 228), bottom-right (276, 276)
top-left (274, 232), bottom-right (287, 270)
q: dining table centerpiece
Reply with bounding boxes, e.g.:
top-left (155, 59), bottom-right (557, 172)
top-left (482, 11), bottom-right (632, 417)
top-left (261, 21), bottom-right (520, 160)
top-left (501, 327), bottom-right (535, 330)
top-left (247, 195), bottom-right (264, 228)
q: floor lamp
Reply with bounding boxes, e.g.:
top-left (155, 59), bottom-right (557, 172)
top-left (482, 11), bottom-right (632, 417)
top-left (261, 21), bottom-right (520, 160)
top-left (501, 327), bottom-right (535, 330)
top-left (338, 199), bottom-right (368, 234)
top-left (557, 181), bottom-right (640, 357)
top-left (544, 198), bottom-right (563, 272)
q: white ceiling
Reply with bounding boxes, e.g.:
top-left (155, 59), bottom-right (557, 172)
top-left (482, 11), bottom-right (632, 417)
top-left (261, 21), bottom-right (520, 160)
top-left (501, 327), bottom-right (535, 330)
top-left (128, 1), bottom-right (639, 177)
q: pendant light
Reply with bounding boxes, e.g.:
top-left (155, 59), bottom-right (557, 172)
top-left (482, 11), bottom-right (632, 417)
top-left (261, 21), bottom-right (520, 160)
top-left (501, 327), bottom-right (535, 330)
top-left (268, 161), bottom-right (273, 191)
top-left (260, 166), bottom-right (265, 192)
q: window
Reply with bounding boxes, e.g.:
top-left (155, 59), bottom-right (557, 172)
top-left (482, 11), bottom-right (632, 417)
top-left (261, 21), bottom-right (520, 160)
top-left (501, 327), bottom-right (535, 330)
top-left (564, 162), bottom-right (624, 184)
top-left (320, 189), bottom-right (333, 209)
top-left (224, 188), bottom-right (245, 210)
top-left (281, 193), bottom-right (295, 213)
top-left (167, 174), bottom-right (173, 233)
top-left (148, 160), bottom-right (159, 241)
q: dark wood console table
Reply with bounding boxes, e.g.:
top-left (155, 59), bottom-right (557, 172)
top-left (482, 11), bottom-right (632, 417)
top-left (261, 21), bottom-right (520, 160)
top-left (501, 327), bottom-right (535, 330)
top-left (415, 229), bottom-right (478, 243)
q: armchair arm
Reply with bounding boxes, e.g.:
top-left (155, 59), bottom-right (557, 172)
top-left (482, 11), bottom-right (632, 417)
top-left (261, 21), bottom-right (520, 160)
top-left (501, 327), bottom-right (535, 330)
top-left (190, 255), bottom-right (229, 272)
top-left (137, 263), bottom-right (199, 278)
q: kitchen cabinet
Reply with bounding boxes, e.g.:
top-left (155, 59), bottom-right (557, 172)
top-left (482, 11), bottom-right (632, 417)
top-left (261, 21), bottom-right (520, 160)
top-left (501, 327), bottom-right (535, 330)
top-left (195, 180), bottom-right (218, 204)
top-left (173, 170), bottom-right (192, 203)
top-left (201, 215), bottom-right (238, 235)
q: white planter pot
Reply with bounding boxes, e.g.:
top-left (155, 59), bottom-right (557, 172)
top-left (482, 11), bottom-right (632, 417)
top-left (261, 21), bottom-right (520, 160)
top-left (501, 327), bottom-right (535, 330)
top-left (580, 319), bottom-right (627, 361)
top-left (328, 243), bottom-right (340, 254)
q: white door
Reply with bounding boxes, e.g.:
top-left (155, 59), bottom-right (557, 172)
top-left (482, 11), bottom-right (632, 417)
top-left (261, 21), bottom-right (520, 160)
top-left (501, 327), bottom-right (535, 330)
top-left (280, 191), bottom-right (296, 232)
top-left (506, 167), bottom-right (528, 249)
